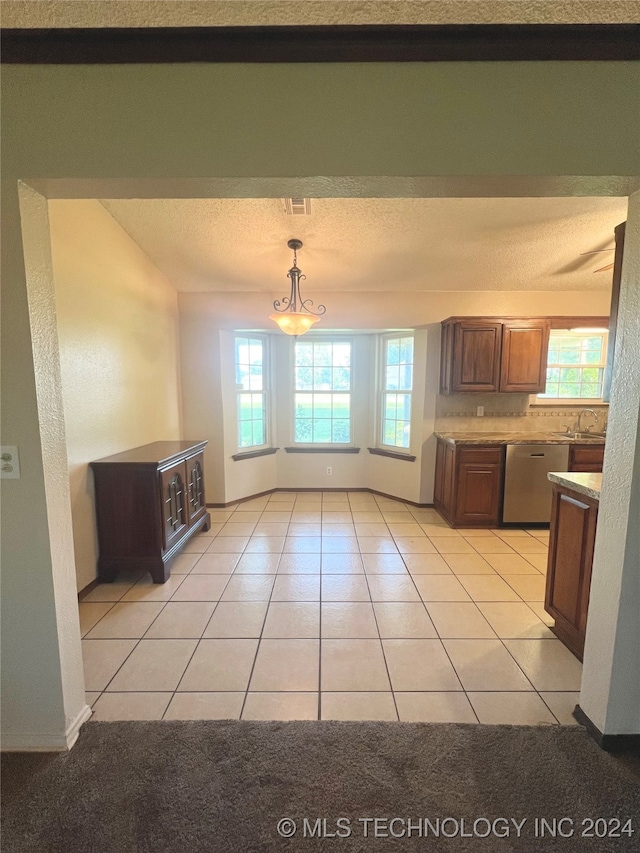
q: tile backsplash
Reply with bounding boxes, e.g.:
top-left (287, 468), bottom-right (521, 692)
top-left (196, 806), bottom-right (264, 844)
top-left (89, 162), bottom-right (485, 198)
top-left (435, 394), bottom-right (608, 434)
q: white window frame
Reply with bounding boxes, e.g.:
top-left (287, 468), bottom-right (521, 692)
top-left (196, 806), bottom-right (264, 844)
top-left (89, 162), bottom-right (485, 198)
top-left (379, 333), bottom-right (414, 451)
top-left (234, 334), bottom-right (269, 451)
top-left (292, 336), bottom-right (354, 446)
top-left (531, 329), bottom-right (609, 406)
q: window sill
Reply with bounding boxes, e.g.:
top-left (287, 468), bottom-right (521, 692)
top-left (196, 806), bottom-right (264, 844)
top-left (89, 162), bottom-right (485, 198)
top-left (231, 447), bottom-right (279, 461)
top-left (368, 446), bottom-right (416, 462)
top-left (529, 397), bottom-right (609, 407)
top-left (284, 446), bottom-right (360, 454)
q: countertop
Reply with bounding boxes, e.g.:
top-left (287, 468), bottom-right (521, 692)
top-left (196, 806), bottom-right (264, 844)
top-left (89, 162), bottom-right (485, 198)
top-left (547, 472), bottom-right (602, 501)
top-left (435, 432), bottom-right (606, 446)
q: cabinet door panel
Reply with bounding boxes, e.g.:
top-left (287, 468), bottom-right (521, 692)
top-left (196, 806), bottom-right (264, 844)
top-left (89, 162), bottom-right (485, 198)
top-left (160, 462), bottom-right (189, 549)
top-left (456, 463), bottom-right (501, 526)
top-left (500, 321), bottom-right (550, 393)
top-left (186, 452), bottom-right (207, 525)
top-left (434, 440), bottom-right (445, 506)
top-left (569, 445), bottom-right (604, 472)
top-left (452, 322), bottom-right (502, 392)
top-left (442, 443), bottom-right (456, 515)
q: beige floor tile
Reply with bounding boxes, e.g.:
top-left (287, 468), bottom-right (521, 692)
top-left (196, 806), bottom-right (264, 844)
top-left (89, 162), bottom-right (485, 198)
top-left (168, 553), bottom-right (203, 575)
top-left (366, 575), bottom-right (420, 602)
top-left (120, 574), bottom-right (187, 602)
top-left (494, 529), bottom-right (533, 538)
top-left (410, 511), bottom-right (446, 524)
top-left (395, 537), bottom-right (437, 555)
top-left (511, 539), bottom-right (549, 554)
top-left (291, 512), bottom-right (322, 523)
top-left (252, 523), bottom-right (289, 537)
top-left (283, 536), bottom-right (322, 553)
top-left (322, 523), bottom-right (356, 537)
top-left (181, 537), bottom-right (211, 553)
top-left (395, 692), bottom-right (477, 723)
top-left (483, 553), bottom-right (542, 575)
top-left (540, 691), bottom-right (580, 725)
top-left (533, 532), bottom-right (551, 543)
top-left (197, 523), bottom-right (224, 538)
top-left (321, 537), bottom-right (359, 554)
top-left (321, 512), bottom-right (352, 523)
top-left (271, 574), bottom-right (321, 602)
top-left (202, 602), bottom-right (268, 638)
top-left (522, 553), bottom-right (549, 573)
top-left (208, 509), bottom-right (235, 521)
top-left (262, 602), bottom-right (320, 638)
top-left (321, 575), bottom-right (371, 601)
top-left (357, 537), bottom-right (399, 554)
top-left (412, 575), bottom-right (472, 602)
top-left (467, 692), bottom-right (557, 725)
top-left (191, 553), bottom-right (241, 574)
top-left (81, 639), bottom-right (137, 691)
top-left (219, 522), bottom-right (257, 537)
top-left (420, 524), bottom-right (461, 537)
top-left (429, 538), bottom-right (476, 554)
top-left (239, 499), bottom-right (269, 511)
top-left (476, 602), bottom-right (553, 639)
top-left (443, 553), bottom-right (496, 575)
top-left (322, 602), bottom-right (379, 638)
top-left (373, 603), bottom-right (437, 638)
top-left (242, 692), bottom-right (319, 721)
top-left (426, 602), bottom-right (496, 639)
top-left (383, 639), bottom-right (462, 691)
top-left (85, 602), bottom-right (165, 639)
top-left (79, 603), bottom-right (114, 637)
top-left (355, 523), bottom-right (390, 537)
top-left (381, 511), bottom-right (413, 522)
top-left (220, 575), bottom-right (275, 601)
top-left (178, 639), bottom-right (258, 691)
top-left (467, 537), bottom-right (516, 554)
top-left (144, 602), bottom-right (216, 639)
top-left (351, 512), bottom-right (384, 523)
top-left (278, 553), bottom-right (322, 574)
top-left (288, 522), bottom-right (322, 536)
top-left (81, 577), bottom-right (140, 602)
top-left (250, 639), bottom-right (319, 691)
top-left (85, 692), bottom-right (101, 707)
top-left (164, 692), bottom-right (244, 720)
top-left (91, 692), bottom-right (172, 721)
top-left (206, 536), bottom-right (250, 554)
top-left (321, 639), bottom-right (390, 691)
top-left (108, 639), bottom-right (197, 691)
top-left (458, 575), bottom-right (521, 602)
top-left (456, 528), bottom-right (497, 537)
top-left (260, 512), bottom-right (292, 523)
top-left (527, 602), bottom-right (555, 627)
top-left (443, 639), bottom-right (534, 691)
top-left (321, 554), bottom-right (364, 574)
top-left (504, 575), bottom-right (546, 601)
top-left (387, 522), bottom-right (425, 537)
top-left (234, 553), bottom-right (280, 574)
top-left (503, 639), bottom-right (583, 691)
top-left (243, 534), bottom-right (285, 556)
top-left (402, 554), bottom-right (452, 574)
top-left (362, 553), bottom-right (408, 574)
top-left (321, 692), bottom-right (397, 721)
top-left (171, 574), bottom-right (231, 601)
top-left (232, 511), bottom-right (263, 523)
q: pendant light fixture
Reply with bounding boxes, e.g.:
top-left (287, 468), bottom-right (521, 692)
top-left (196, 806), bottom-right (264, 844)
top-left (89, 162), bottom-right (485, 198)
top-left (269, 239), bottom-right (326, 336)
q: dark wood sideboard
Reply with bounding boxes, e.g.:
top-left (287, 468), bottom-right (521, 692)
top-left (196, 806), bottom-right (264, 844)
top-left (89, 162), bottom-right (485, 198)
top-left (90, 441), bottom-right (211, 584)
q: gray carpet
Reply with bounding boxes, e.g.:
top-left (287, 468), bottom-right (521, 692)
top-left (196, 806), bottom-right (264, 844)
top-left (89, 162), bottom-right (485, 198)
top-left (2, 721), bottom-right (640, 852)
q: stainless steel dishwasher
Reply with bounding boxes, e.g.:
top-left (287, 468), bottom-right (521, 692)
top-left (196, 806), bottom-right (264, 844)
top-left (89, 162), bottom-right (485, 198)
top-left (502, 444), bottom-right (570, 524)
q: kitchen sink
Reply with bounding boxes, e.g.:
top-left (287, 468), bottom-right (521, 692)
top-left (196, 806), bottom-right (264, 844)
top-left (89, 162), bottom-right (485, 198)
top-left (552, 432), bottom-right (606, 440)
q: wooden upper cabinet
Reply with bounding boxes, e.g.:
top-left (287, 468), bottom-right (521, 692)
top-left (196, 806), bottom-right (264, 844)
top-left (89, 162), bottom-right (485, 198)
top-left (500, 320), bottom-right (550, 393)
top-left (440, 317), bottom-right (550, 394)
top-left (450, 320), bottom-right (503, 393)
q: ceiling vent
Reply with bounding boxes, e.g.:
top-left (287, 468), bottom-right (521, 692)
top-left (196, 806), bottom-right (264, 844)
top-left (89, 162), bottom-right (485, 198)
top-left (282, 198), bottom-right (312, 216)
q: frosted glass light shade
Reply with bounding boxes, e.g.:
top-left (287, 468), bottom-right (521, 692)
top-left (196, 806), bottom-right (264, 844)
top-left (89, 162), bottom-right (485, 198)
top-left (269, 312), bottom-right (321, 336)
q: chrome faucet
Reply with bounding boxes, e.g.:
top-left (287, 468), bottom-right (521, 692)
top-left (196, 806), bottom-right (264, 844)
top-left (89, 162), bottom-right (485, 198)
top-left (576, 409), bottom-right (599, 434)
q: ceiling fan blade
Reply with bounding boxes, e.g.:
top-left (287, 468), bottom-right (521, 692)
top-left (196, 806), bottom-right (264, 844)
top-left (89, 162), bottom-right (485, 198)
top-left (593, 262), bottom-right (615, 273)
top-left (580, 249), bottom-right (615, 255)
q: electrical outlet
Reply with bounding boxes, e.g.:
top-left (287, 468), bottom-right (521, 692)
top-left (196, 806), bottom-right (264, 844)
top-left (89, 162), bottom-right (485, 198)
top-left (326, 466), bottom-right (332, 476)
top-left (476, 406), bottom-right (485, 417)
top-left (1, 446), bottom-right (20, 479)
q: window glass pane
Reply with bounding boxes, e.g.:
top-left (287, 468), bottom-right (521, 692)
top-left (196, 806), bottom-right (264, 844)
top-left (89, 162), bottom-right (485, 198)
top-left (539, 330), bottom-right (607, 400)
top-left (235, 336), bottom-right (266, 448)
top-left (381, 335), bottom-right (413, 448)
top-left (294, 342), bottom-right (351, 443)
top-left (386, 340), bottom-right (400, 366)
top-left (386, 365), bottom-right (399, 391)
top-left (398, 364), bottom-right (413, 391)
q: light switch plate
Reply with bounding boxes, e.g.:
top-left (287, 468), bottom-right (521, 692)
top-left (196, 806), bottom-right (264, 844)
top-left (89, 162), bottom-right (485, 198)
top-left (1, 446), bottom-right (21, 479)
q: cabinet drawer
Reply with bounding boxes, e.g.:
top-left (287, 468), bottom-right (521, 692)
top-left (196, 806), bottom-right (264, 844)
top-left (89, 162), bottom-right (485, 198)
top-left (458, 447), bottom-right (503, 466)
top-left (570, 445), bottom-right (604, 471)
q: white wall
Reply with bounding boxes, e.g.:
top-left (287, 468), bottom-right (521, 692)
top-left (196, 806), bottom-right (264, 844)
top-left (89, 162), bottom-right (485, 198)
top-left (48, 200), bottom-right (183, 591)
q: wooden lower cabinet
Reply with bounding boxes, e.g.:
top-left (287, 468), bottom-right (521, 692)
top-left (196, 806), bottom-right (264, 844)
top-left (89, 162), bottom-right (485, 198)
top-left (569, 444), bottom-right (605, 473)
top-left (433, 439), bottom-right (503, 527)
top-left (545, 483), bottom-right (598, 660)
top-left (91, 441), bottom-right (211, 584)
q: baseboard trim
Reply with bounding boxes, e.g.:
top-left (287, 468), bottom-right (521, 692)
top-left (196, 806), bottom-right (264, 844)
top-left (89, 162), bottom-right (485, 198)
top-left (1, 703), bottom-right (92, 752)
top-left (208, 488), bottom-right (435, 509)
top-left (573, 705), bottom-right (640, 751)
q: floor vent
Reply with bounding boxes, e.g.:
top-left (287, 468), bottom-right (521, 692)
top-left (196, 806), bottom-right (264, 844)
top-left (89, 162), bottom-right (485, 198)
top-left (282, 198), bottom-right (312, 215)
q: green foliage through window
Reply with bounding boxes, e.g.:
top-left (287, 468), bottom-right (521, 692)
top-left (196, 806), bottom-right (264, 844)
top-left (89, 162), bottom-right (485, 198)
top-left (294, 341), bottom-right (351, 443)
top-left (539, 331), bottom-right (607, 400)
top-left (381, 336), bottom-right (414, 449)
top-left (235, 337), bottom-right (267, 448)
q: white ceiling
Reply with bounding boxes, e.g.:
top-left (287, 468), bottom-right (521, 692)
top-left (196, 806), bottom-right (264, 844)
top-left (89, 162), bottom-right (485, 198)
top-left (99, 197), bottom-right (627, 294)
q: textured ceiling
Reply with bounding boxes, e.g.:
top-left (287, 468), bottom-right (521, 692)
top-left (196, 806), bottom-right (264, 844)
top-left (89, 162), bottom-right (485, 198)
top-left (99, 197), bottom-right (627, 293)
top-left (2, 0), bottom-right (637, 27)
